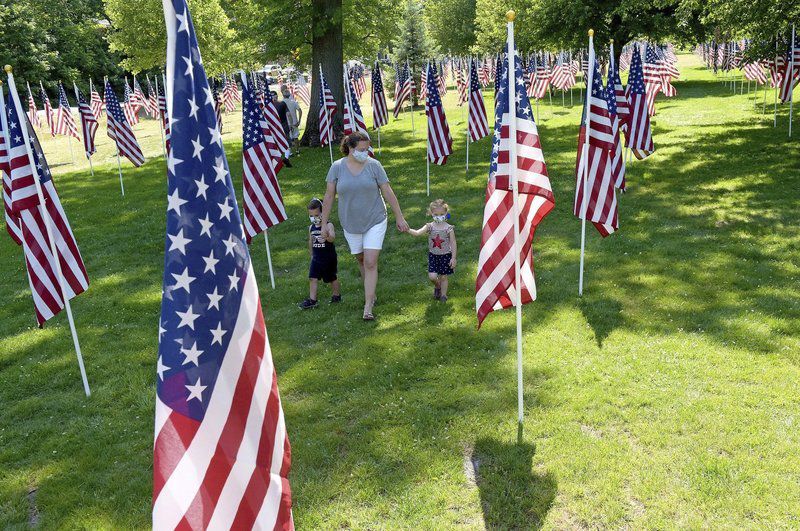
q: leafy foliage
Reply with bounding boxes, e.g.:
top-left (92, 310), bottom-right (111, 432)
top-left (425, 0), bottom-right (477, 55)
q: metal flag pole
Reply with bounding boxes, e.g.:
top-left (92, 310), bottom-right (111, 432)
top-left (505, 11), bottom-right (525, 427)
top-left (264, 231), bottom-right (276, 289)
top-left (153, 75), bottom-right (167, 159)
top-left (774, 36), bottom-right (780, 127)
top-left (319, 64), bottom-right (334, 164)
top-left (578, 30), bottom-right (596, 298)
top-left (72, 82), bottom-right (94, 178)
top-left (409, 61), bottom-right (416, 138)
top-left (6, 66), bottom-right (90, 397)
top-left (789, 24), bottom-right (796, 139)
top-left (466, 58), bottom-right (471, 175)
top-left (425, 62), bottom-right (430, 196)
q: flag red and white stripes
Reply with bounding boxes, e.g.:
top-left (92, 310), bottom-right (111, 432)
top-left (6, 73), bottom-right (89, 326)
top-left (26, 83), bottom-right (41, 128)
top-left (55, 84), bottom-right (79, 139)
top-left (317, 68), bottom-right (336, 146)
top-left (467, 59), bottom-right (489, 142)
top-left (476, 44), bottom-right (554, 327)
top-left (89, 80), bottom-right (104, 120)
top-left (40, 82), bottom-right (56, 137)
top-left (105, 81), bottom-right (145, 167)
top-left (393, 62), bottom-right (412, 119)
top-left (425, 63), bottom-right (452, 165)
top-left (625, 45), bottom-right (655, 160)
top-left (1, 90), bottom-right (22, 245)
top-left (371, 62), bottom-right (389, 129)
top-left (75, 85), bottom-right (99, 157)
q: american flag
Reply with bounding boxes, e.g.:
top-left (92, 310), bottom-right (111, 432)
top-left (550, 54), bottom-right (575, 90)
top-left (478, 58), bottom-right (490, 87)
top-left (525, 56), bottom-right (536, 98)
top-left (26, 82), bottom-right (41, 128)
top-left (158, 78), bottom-right (171, 155)
top-left (5, 73), bottom-right (89, 326)
top-left (437, 62), bottom-right (447, 95)
top-left (133, 76), bottom-right (148, 113)
top-left (39, 82), bottom-right (55, 137)
top-left (351, 64), bottom-right (366, 100)
top-left (468, 58), bottom-right (489, 142)
top-left (257, 81), bottom-right (289, 171)
top-left (105, 81), bottom-right (145, 167)
top-left (123, 79), bottom-right (140, 125)
top-left (222, 74), bottom-right (237, 112)
top-left (241, 77), bottom-right (287, 243)
top-left (371, 62), bottom-right (389, 129)
top-left (419, 66), bottom-right (428, 100)
top-left (55, 83), bottom-right (79, 139)
top-left (574, 55), bottom-right (618, 237)
top-left (1, 89), bottom-right (23, 245)
top-left (532, 56), bottom-right (551, 100)
top-left (494, 53), bottom-right (503, 99)
top-left (476, 43), bottom-right (554, 327)
top-left (89, 80), bottom-right (103, 120)
top-left (605, 62), bottom-right (626, 191)
top-left (642, 44), bottom-right (664, 115)
top-left (609, 59), bottom-right (631, 133)
top-left (290, 76), bottom-right (310, 107)
top-left (393, 62), bottom-right (412, 118)
top-left (317, 68), bottom-right (336, 146)
top-left (343, 67), bottom-right (373, 156)
top-left (743, 61), bottom-right (768, 85)
top-left (456, 61), bottom-right (468, 106)
top-left (653, 45), bottom-right (677, 98)
top-left (779, 31), bottom-right (800, 103)
top-left (74, 85), bottom-right (98, 157)
top-left (154, 1), bottom-right (293, 527)
top-left (425, 62), bottom-right (452, 165)
top-left (625, 45), bottom-right (655, 160)
top-left (146, 76), bottom-right (160, 118)
top-left (212, 79), bottom-right (224, 132)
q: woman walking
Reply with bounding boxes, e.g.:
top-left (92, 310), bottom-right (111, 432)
top-left (319, 131), bottom-right (409, 320)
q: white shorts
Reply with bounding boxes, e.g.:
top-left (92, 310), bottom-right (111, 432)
top-left (343, 218), bottom-right (387, 254)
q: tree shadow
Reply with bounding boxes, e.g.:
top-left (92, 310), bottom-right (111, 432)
top-left (470, 438), bottom-right (557, 530)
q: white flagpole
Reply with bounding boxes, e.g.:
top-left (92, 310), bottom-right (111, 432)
top-left (153, 75), bottom-right (167, 159)
top-left (789, 24), bottom-right (795, 139)
top-left (408, 60), bottom-right (416, 137)
top-left (505, 12), bottom-right (525, 427)
top-left (72, 82), bottom-right (94, 178)
top-left (466, 58), bottom-right (471, 175)
top-left (319, 65), bottom-right (334, 164)
top-left (578, 30), bottom-right (596, 298)
top-left (264, 231), bottom-right (276, 289)
top-left (774, 36), bottom-right (780, 127)
top-left (425, 62), bottom-right (431, 196)
top-left (6, 66), bottom-right (90, 397)
top-left (115, 148), bottom-right (125, 196)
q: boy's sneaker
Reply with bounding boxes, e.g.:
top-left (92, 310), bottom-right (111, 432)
top-left (298, 298), bottom-right (318, 310)
top-left (330, 295), bottom-right (342, 303)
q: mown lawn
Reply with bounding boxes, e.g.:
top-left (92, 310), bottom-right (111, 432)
top-left (1, 52), bottom-right (799, 529)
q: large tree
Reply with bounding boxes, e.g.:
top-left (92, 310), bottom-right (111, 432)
top-left (392, 0), bottom-right (436, 107)
top-left (425, 0), bottom-right (477, 55)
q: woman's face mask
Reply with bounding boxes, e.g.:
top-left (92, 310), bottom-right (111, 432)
top-left (351, 149), bottom-right (369, 163)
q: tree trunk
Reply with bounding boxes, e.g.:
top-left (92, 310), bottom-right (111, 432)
top-left (301, 0), bottom-right (344, 147)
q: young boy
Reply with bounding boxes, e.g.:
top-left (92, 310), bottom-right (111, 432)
top-left (299, 198), bottom-right (341, 309)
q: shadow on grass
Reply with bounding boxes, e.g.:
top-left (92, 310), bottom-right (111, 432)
top-left (471, 438), bottom-right (556, 529)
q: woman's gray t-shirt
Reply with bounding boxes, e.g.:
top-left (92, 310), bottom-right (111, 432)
top-left (326, 157), bottom-right (389, 233)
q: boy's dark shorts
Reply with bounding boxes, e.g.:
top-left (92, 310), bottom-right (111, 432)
top-left (309, 257), bottom-right (338, 283)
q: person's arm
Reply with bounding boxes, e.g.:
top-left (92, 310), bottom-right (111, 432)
top-left (325, 222), bottom-right (336, 242)
top-left (408, 223), bottom-right (430, 237)
top-left (448, 228), bottom-right (457, 269)
top-left (379, 182), bottom-right (409, 232)
top-left (319, 180), bottom-right (337, 238)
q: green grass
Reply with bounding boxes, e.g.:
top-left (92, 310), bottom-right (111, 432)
top-left (1, 53), bottom-right (799, 529)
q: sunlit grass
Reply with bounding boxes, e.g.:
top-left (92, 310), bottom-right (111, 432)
top-left (1, 53), bottom-right (799, 528)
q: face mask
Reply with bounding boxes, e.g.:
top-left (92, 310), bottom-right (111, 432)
top-left (432, 214), bottom-right (447, 222)
top-left (309, 215), bottom-right (321, 224)
top-left (351, 150), bottom-right (369, 163)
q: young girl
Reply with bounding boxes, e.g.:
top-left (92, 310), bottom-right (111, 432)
top-left (299, 198), bottom-right (341, 309)
top-left (408, 199), bottom-right (457, 302)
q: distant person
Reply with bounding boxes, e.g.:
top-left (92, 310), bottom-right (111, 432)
top-left (299, 197), bottom-right (341, 309)
top-left (318, 131), bottom-right (409, 320)
top-left (281, 86), bottom-right (302, 151)
top-left (271, 90), bottom-right (292, 167)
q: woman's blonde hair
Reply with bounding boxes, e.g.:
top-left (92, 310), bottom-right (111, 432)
top-left (427, 198), bottom-right (449, 215)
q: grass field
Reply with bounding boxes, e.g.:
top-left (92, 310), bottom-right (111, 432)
top-left (1, 52), bottom-right (799, 529)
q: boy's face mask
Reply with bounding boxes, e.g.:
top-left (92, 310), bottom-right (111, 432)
top-left (309, 215), bottom-right (322, 224)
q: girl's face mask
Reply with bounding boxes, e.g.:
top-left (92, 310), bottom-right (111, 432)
top-left (432, 214), bottom-right (447, 222)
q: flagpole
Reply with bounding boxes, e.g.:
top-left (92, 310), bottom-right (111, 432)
top-left (425, 62), bottom-right (431, 196)
top-left (466, 58), bottom-right (471, 175)
top-left (578, 30), bottom-right (595, 298)
top-left (264, 231), bottom-right (276, 289)
top-left (319, 64), bottom-right (334, 164)
top-left (72, 82), bottom-right (94, 178)
top-left (774, 36), bottom-right (780, 127)
top-left (789, 24), bottom-right (795, 139)
top-left (5, 66), bottom-right (90, 397)
top-left (153, 75), bottom-right (167, 159)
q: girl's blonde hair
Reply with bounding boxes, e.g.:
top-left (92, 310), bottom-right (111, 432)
top-left (427, 198), bottom-right (449, 216)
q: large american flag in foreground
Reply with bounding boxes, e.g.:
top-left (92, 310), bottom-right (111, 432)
top-left (476, 44), bottom-right (554, 327)
top-left (1, 89), bottom-right (23, 245)
top-left (5, 73), bottom-right (89, 326)
top-left (105, 81), bottom-right (145, 167)
top-left (625, 45), bottom-right (655, 160)
top-left (241, 76), bottom-right (287, 243)
top-left (425, 62), bottom-right (452, 165)
top-left (154, 0), bottom-right (293, 528)
top-left (573, 55), bottom-right (619, 237)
